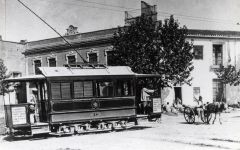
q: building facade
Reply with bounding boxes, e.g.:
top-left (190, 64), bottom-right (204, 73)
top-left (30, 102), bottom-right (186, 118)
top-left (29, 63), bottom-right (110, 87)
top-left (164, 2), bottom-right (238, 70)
top-left (0, 36), bottom-right (26, 108)
top-left (168, 30), bottom-right (240, 106)
top-left (0, 37), bottom-right (26, 76)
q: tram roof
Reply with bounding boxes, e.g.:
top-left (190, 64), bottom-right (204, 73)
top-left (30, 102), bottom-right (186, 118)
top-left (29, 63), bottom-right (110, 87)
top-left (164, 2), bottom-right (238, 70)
top-left (4, 75), bottom-right (45, 82)
top-left (4, 67), bottom-right (160, 82)
top-left (38, 66), bottom-right (135, 77)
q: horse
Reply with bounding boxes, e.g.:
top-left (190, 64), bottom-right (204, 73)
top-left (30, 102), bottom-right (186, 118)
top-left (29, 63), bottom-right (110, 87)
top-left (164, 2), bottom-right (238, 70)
top-left (204, 102), bottom-right (227, 124)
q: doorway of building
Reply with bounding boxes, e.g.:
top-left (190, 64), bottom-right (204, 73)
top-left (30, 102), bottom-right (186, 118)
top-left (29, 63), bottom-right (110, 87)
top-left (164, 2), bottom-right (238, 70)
top-left (174, 87), bottom-right (182, 104)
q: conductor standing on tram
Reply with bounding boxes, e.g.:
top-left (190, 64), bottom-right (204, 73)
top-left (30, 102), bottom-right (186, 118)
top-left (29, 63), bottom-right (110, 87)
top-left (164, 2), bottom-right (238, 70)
top-left (141, 87), bottom-right (155, 114)
top-left (29, 88), bottom-right (38, 123)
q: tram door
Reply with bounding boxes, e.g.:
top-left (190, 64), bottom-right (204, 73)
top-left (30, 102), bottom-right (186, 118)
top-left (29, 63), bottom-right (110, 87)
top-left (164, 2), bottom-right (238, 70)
top-left (174, 87), bottom-right (182, 104)
top-left (36, 82), bottom-right (48, 122)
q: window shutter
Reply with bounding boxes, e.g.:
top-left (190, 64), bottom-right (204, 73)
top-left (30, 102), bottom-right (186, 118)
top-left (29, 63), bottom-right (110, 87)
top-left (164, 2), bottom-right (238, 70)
top-left (51, 83), bottom-right (61, 99)
top-left (61, 83), bottom-right (71, 99)
top-left (74, 81), bottom-right (84, 98)
top-left (84, 81), bottom-right (93, 97)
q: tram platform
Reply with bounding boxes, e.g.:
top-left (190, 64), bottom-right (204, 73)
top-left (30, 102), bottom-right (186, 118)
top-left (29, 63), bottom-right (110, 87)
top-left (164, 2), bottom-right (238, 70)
top-left (31, 122), bottom-right (50, 135)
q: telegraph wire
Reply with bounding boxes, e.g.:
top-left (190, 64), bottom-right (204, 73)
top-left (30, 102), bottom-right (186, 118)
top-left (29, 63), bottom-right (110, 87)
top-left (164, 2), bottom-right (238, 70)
top-left (4, 0), bottom-right (7, 39)
top-left (42, 0), bottom-right (126, 12)
top-left (158, 14), bottom-right (237, 25)
top-left (39, 0), bottom-right (239, 25)
top-left (72, 0), bottom-right (134, 10)
top-left (17, 0), bottom-right (88, 63)
top-left (157, 10), bottom-right (238, 24)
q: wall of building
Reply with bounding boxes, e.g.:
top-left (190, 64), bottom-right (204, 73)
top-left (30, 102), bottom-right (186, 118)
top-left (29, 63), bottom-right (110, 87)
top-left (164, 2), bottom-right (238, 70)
top-left (162, 38), bottom-right (240, 106)
top-left (225, 40), bottom-right (240, 104)
top-left (0, 40), bottom-right (26, 75)
top-left (26, 44), bottom-right (112, 75)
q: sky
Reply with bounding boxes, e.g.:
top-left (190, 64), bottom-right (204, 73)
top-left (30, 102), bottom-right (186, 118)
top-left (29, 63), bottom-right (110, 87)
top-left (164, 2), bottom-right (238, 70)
top-left (0, 0), bottom-right (240, 42)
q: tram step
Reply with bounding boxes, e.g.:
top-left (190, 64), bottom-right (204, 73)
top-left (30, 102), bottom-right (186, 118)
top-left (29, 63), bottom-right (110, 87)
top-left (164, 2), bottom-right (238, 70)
top-left (31, 122), bottom-right (50, 135)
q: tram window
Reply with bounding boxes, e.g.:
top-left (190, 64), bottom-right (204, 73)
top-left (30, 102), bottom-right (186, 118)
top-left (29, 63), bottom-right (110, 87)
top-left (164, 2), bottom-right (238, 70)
top-left (51, 82), bottom-right (71, 100)
top-left (74, 81), bottom-right (93, 98)
top-left (84, 81), bottom-right (93, 97)
top-left (96, 81), bottom-right (114, 97)
top-left (116, 80), bottom-right (133, 96)
top-left (61, 83), bottom-right (71, 99)
top-left (51, 83), bottom-right (61, 99)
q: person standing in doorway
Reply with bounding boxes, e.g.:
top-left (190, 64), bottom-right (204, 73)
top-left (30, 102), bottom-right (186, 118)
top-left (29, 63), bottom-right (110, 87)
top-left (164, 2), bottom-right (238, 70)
top-left (29, 88), bottom-right (39, 123)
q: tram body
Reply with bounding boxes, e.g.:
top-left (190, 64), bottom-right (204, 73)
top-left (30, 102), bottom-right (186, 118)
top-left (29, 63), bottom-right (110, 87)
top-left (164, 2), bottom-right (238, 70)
top-left (3, 66), bottom-right (140, 135)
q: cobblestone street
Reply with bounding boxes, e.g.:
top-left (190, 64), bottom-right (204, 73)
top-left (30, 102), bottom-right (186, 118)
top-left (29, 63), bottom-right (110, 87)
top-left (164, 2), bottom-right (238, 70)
top-left (1, 110), bottom-right (240, 150)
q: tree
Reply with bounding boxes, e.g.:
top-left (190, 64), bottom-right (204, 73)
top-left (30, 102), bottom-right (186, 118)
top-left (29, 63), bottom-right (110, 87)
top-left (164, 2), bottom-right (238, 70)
top-left (0, 59), bottom-right (7, 95)
top-left (111, 15), bottom-right (194, 89)
top-left (214, 65), bottom-right (240, 86)
top-left (214, 64), bottom-right (240, 101)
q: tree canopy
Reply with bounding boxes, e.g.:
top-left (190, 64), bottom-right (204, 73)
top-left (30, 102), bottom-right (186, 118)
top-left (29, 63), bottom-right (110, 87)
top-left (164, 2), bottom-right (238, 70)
top-left (214, 64), bottom-right (240, 86)
top-left (111, 15), bottom-right (194, 88)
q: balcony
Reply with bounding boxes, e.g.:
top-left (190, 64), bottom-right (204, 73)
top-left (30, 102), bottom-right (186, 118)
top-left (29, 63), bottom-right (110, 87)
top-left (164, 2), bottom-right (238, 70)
top-left (210, 64), bottom-right (224, 72)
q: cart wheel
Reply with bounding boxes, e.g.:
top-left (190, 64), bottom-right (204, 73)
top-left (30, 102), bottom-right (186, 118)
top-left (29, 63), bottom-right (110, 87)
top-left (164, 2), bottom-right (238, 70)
top-left (184, 107), bottom-right (195, 124)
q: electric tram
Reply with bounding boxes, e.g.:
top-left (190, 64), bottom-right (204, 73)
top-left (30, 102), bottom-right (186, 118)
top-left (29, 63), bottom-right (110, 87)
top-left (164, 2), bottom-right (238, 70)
top-left (3, 65), bottom-right (162, 136)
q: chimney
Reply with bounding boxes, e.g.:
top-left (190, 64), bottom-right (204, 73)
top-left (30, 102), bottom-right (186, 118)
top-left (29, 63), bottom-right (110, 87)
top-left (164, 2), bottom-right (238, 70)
top-left (65, 25), bottom-right (79, 36)
top-left (20, 40), bottom-right (27, 44)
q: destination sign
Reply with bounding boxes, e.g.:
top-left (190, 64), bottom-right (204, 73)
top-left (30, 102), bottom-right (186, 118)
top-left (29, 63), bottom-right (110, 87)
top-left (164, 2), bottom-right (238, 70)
top-left (11, 106), bottom-right (27, 125)
top-left (152, 98), bottom-right (162, 113)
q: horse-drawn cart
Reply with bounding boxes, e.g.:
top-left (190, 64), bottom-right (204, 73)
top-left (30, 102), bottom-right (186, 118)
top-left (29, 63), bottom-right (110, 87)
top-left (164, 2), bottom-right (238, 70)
top-left (183, 105), bottom-right (212, 124)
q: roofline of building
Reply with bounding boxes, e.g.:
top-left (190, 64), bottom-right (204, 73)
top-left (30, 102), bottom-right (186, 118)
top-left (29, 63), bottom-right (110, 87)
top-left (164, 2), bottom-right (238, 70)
top-left (187, 29), bottom-right (240, 38)
top-left (23, 38), bottom-right (111, 55)
top-left (24, 27), bottom-right (240, 56)
top-left (27, 28), bottom-right (240, 43)
top-left (0, 40), bottom-right (24, 45)
top-left (27, 27), bottom-right (119, 43)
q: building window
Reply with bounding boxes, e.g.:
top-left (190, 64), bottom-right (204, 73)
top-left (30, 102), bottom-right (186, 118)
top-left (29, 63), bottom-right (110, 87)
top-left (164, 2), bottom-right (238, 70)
top-left (67, 55), bottom-right (76, 65)
top-left (51, 82), bottom-right (71, 100)
top-left (48, 57), bottom-right (56, 67)
top-left (34, 59), bottom-right (41, 75)
top-left (88, 53), bottom-right (98, 64)
top-left (193, 87), bottom-right (200, 100)
top-left (193, 45), bottom-right (203, 60)
top-left (213, 45), bottom-right (223, 65)
top-left (212, 79), bottom-right (223, 102)
top-left (106, 50), bottom-right (115, 66)
top-left (74, 81), bottom-right (93, 98)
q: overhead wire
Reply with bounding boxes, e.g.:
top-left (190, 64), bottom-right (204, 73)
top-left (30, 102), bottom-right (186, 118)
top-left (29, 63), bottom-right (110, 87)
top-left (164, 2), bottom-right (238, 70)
top-left (41, 0), bottom-right (128, 12)
top-left (157, 11), bottom-right (238, 25)
top-left (39, 0), bottom-right (239, 25)
top-left (17, 0), bottom-right (88, 63)
top-left (72, 0), bottom-right (134, 10)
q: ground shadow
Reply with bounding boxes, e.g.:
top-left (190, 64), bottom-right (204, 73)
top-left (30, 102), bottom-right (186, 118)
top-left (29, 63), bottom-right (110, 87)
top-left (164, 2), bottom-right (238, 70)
top-left (2, 126), bottom-right (151, 142)
top-left (163, 139), bottom-right (230, 149)
top-left (211, 138), bottom-right (240, 143)
top-left (179, 122), bottom-right (206, 125)
top-left (231, 116), bottom-right (240, 118)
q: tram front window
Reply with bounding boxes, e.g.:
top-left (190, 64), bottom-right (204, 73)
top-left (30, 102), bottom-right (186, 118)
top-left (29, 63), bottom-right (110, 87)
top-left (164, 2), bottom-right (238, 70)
top-left (96, 81), bottom-right (114, 97)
